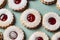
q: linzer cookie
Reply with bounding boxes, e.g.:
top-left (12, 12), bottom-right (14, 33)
top-left (3, 26), bottom-right (24, 40)
top-left (56, 0), bottom-right (60, 10)
top-left (43, 12), bottom-right (60, 31)
top-left (51, 32), bottom-right (60, 40)
top-left (0, 0), bottom-right (7, 9)
top-left (20, 9), bottom-right (41, 29)
top-left (29, 31), bottom-right (49, 40)
top-left (8, 0), bottom-right (27, 11)
top-left (0, 8), bottom-right (14, 28)
top-left (41, 0), bottom-right (56, 5)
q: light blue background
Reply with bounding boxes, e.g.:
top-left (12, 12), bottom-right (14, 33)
top-left (0, 0), bottom-right (60, 40)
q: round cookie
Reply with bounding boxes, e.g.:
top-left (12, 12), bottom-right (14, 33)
top-left (29, 31), bottom-right (49, 40)
top-left (0, 8), bottom-right (14, 28)
top-left (20, 9), bottom-right (41, 29)
top-left (3, 26), bottom-right (24, 40)
top-left (43, 12), bottom-right (60, 31)
top-left (51, 32), bottom-right (60, 40)
top-left (8, 0), bottom-right (27, 11)
top-left (56, 0), bottom-right (60, 10)
top-left (41, 0), bottom-right (56, 5)
top-left (0, 0), bottom-right (7, 9)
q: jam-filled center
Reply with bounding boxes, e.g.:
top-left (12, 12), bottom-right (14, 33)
top-left (48, 17), bottom-right (56, 25)
top-left (58, 38), bottom-right (60, 40)
top-left (36, 37), bottom-right (43, 40)
top-left (14, 0), bottom-right (21, 4)
top-left (27, 14), bottom-right (35, 22)
top-left (0, 14), bottom-right (7, 21)
top-left (9, 31), bottom-right (18, 39)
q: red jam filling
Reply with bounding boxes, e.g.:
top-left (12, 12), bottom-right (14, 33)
top-left (36, 37), bottom-right (43, 40)
top-left (27, 14), bottom-right (35, 22)
top-left (14, 0), bottom-right (21, 4)
top-left (58, 38), bottom-right (60, 40)
top-left (48, 17), bottom-right (56, 25)
top-left (9, 31), bottom-right (18, 39)
top-left (0, 14), bottom-right (7, 21)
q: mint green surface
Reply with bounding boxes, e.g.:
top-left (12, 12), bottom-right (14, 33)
top-left (0, 0), bottom-right (60, 40)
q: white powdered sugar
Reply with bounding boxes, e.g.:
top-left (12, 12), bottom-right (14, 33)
top-left (20, 9), bottom-right (41, 28)
top-left (0, 0), bottom-right (4, 5)
top-left (44, 0), bottom-right (55, 2)
top-left (3, 26), bottom-right (24, 40)
top-left (52, 32), bottom-right (60, 40)
top-left (29, 31), bottom-right (49, 40)
top-left (43, 12), bottom-right (60, 31)
top-left (0, 8), bottom-right (14, 27)
top-left (8, 0), bottom-right (27, 10)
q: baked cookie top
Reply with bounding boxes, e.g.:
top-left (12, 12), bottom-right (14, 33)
top-left (43, 12), bottom-right (60, 31)
top-left (52, 32), bottom-right (60, 40)
top-left (20, 9), bottom-right (41, 28)
top-left (44, 0), bottom-right (55, 2)
top-left (29, 31), bottom-right (49, 40)
top-left (0, 8), bottom-right (14, 28)
top-left (8, 0), bottom-right (27, 10)
top-left (3, 26), bottom-right (24, 40)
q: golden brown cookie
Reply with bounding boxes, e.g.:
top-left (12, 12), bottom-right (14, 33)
top-left (41, 0), bottom-right (56, 5)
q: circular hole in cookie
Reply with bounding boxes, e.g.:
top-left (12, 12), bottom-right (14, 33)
top-left (14, 0), bottom-right (21, 4)
top-left (48, 17), bottom-right (56, 25)
top-left (36, 37), bottom-right (43, 40)
top-left (27, 14), bottom-right (35, 22)
top-left (0, 14), bottom-right (8, 21)
top-left (58, 38), bottom-right (60, 40)
top-left (9, 31), bottom-right (18, 39)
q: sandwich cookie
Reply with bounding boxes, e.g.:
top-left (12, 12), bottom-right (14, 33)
top-left (3, 26), bottom-right (24, 40)
top-left (0, 8), bottom-right (14, 28)
top-left (20, 9), bottom-right (41, 29)
top-left (8, 0), bottom-right (27, 11)
top-left (43, 12), bottom-right (60, 31)
top-left (52, 32), bottom-right (60, 40)
top-left (56, 0), bottom-right (60, 10)
top-left (29, 31), bottom-right (49, 40)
